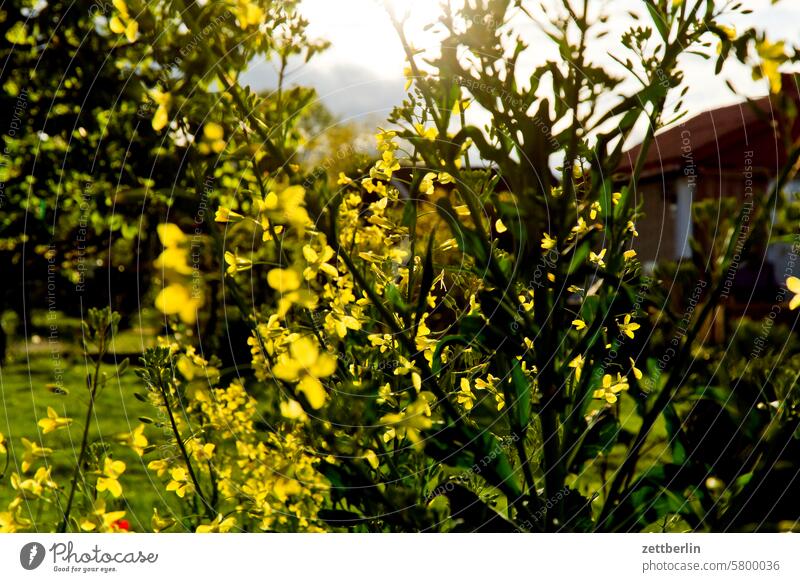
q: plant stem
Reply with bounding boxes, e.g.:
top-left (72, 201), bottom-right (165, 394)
top-left (58, 349), bottom-right (102, 532)
top-left (157, 378), bottom-right (215, 518)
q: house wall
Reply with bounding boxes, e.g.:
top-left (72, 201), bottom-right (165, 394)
top-left (633, 170), bottom-right (772, 265)
top-left (632, 178), bottom-right (677, 264)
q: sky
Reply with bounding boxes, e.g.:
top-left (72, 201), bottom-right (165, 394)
top-left (241, 0), bottom-right (800, 138)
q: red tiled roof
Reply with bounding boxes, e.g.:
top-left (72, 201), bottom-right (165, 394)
top-left (618, 76), bottom-right (800, 178)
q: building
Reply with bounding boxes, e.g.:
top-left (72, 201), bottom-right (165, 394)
top-left (617, 75), bottom-right (800, 302)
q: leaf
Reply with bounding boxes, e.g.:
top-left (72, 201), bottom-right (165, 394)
top-left (568, 411), bottom-right (620, 472)
top-left (567, 241), bottom-right (590, 275)
top-left (436, 198), bottom-right (488, 268)
top-left (401, 198), bottom-right (417, 230)
top-left (434, 483), bottom-right (518, 532)
top-left (425, 423), bottom-right (522, 499)
top-left (662, 404), bottom-right (687, 464)
top-left (604, 463), bottom-right (706, 531)
top-left (506, 359), bottom-right (531, 430)
top-left (645, 2), bottom-right (669, 42)
top-left (385, 284), bottom-right (409, 312)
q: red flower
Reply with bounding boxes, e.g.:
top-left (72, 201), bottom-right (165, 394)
top-left (113, 519), bottom-right (130, 531)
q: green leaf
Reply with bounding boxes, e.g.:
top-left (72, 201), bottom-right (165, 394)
top-left (567, 241), bottom-right (590, 275)
top-left (385, 284), bottom-right (409, 312)
top-left (401, 198), bottom-right (417, 230)
top-left (425, 424), bottom-right (522, 499)
top-left (507, 359), bottom-right (531, 429)
top-left (645, 2), bottom-right (669, 42)
top-left (436, 198), bottom-right (488, 267)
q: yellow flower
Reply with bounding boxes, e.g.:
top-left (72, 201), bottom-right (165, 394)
top-left (267, 268), bottom-right (316, 316)
top-left (571, 217), bottom-right (589, 236)
top-left (403, 66), bottom-right (414, 91)
top-left (623, 249), bottom-right (637, 261)
top-left (376, 150), bottom-right (401, 178)
top-left (618, 314), bottom-right (641, 339)
top-left (21, 438), bottom-right (52, 473)
top-left (189, 441), bottom-right (215, 462)
top-left (589, 248), bottom-right (606, 268)
top-left (324, 306), bottom-right (362, 339)
top-left (154, 223), bottom-right (192, 274)
top-left (589, 201), bottom-right (602, 220)
top-left (224, 251), bottom-right (253, 276)
top-left (118, 423), bottom-right (148, 456)
top-left (215, 207), bottom-right (244, 223)
top-left (630, 358), bottom-right (643, 381)
top-left (362, 449), bottom-right (380, 470)
top-left (199, 122), bottom-right (225, 154)
top-left (593, 373), bottom-right (629, 404)
top-left (337, 172), bottom-right (353, 185)
top-left (494, 218), bottom-right (508, 234)
top-left (457, 378), bottom-right (475, 411)
top-left (414, 123), bottom-right (438, 141)
top-left (569, 354), bottom-right (584, 382)
top-left (147, 459), bottom-right (170, 477)
top-left (754, 38), bottom-right (787, 93)
top-left (541, 233), bottom-right (557, 250)
top-left (419, 172), bottom-right (436, 195)
top-left (473, 375), bottom-right (495, 390)
top-left (150, 89), bottom-right (171, 131)
top-left (303, 243), bottom-right (338, 280)
top-left (196, 513), bottom-right (237, 533)
top-left (272, 336), bottom-right (337, 410)
top-left (235, 0), bottom-right (264, 29)
top-left (612, 191), bottom-right (622, 205)
top-left (96, 458), bottom-right (126, 498)
top-left (166, 467), bottom-right (194, 498)
top-left (155, 283), bottom-right (202, 324)
top-left (280, 399), bottom-right (307, 421)
top-left (155, 246), bottom-right (192, 275)
top-left (37, 406), bottom-right (72, 434)
top-left (109, 0), bottom-right (138, 42)
top-left (572, 319), bottom-right (587, 331)
top-left (11, 467), bottom-right (57, 500)
top-left (787, 277), bottom-right (800, 310)
top-left (380, 393), bottom-right (435, 447)
top-left (375, 127), bottom-right (398, 151)
top-left (438, 172), bottom-right (455, 184)
top-left (267, 268), bottom-right (301, 293)
top-left (627, 220), bottom-right (639, 237)
top-left (157, 222), bottom-right (186, 248)
top-left (518, 291), bottom-right (534, 313)
top-left (0, 432), bottom-right (6, 455)
top-left (151, 508), bottom-right (176, 532)
top-left (274, 185), bottom-right (311, 229)
top-left (0, 507), bottom-right (31, 533)
top-left (80, 499), bottom-right (128, 532)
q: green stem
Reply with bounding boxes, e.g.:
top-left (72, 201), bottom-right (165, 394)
top-left (158, 377), bottom-right (215, 518)
top-left (58, 346), bottom-right (103, 532)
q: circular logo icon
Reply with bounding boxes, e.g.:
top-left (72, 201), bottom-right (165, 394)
top-left (20, 542), bottom-right (46, 570)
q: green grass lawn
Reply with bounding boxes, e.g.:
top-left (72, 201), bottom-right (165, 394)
top-left (0, 314), bottom-right (190, 532)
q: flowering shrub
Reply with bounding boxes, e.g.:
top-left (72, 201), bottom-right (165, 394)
top-left (2, 0), bottom-right (800, 533)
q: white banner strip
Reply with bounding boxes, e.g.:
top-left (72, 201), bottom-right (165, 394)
top-left (1, 534), bottom-right (797, 581)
